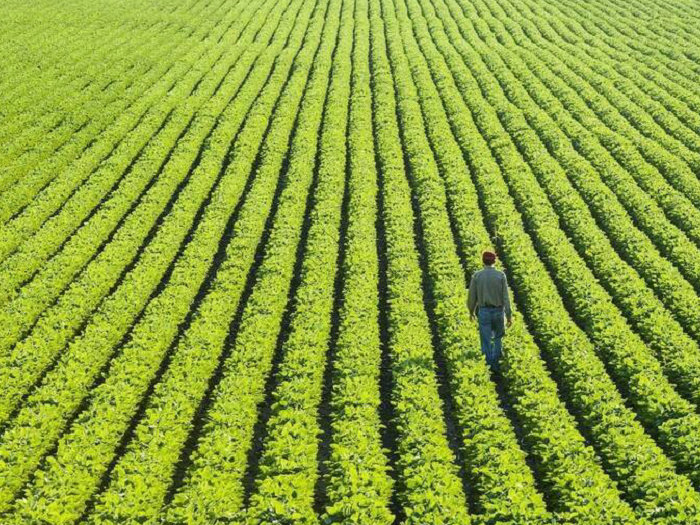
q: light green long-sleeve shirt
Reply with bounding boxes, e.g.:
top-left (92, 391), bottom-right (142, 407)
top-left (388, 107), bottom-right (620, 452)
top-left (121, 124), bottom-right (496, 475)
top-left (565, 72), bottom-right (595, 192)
top-left (468, 266), bottom-right (512, 319)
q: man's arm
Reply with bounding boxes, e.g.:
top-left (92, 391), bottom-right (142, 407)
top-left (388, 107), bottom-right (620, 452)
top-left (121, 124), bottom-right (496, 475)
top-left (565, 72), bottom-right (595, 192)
top-left (468, 273), bottom-right (477, 319)
top-left (502, 273), bottom-right (513, 326)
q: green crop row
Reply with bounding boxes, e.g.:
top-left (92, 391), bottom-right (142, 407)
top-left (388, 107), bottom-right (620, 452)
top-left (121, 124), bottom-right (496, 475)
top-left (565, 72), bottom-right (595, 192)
top-left (0, 0), bottom-right (219, 119)
top-left (0, 0), bottom-right (283, 428)
top-left (0, 11), bottom-right (165, 155)
top-left (451, 0), bottom-right (700, 485)
top-left (243, 1), bottom-right (352, 521)
top-left (368, 1), bottom-right (472, 523)
top-left (82, 0), bottom-right (326, 520)
top-left (534, 0), bottom-right (700, 90)
top-left (396, 0), bottom-right (646, 521)
top-left (439, 0), bottom-right (700, 479)
top-left (380, 0), bottom-right (560, 523)
top-left (320, 0), bottom-right (393, 520)
top-left (539, 0), bottom-right (700, 116)
top-left (464, 17), bottom-right (700, 401)
top-left (556, 35), bottom-right (700, 157)
top-left (0, 0), bottom-right (242, 233)
top-left (0, 37), bottom-right (201, 230)
top-left (503, 0), bottom-right (700, 94)
top-left (0, 0), bottom-right (253, 268)
top-left (0, 0), bottom-right (268, 303)
top-left (0, 0), bottom-right (313, 514)
top-left (393, 0), bottom-right (642, 521)
top-left (478, 1), bottom-right (700, 255)
top-left (452, 0), bottom-right (700, 393)
top-left (0, 13), bottom-right (191, 183)
top-left (413, 0), bottom-right (700, 520)
top-left (10, 1), bottom-right (321, 518)
top-left (478, 0), bottom-right (700, 136)
top-left (0, 0), bottom-right (199, 126)
top-left (0, 0), bottom-right (224, 212)
top-left (0, 3), bottom-right (93, 98)
top-left (2, 0), bottom-right (700, 522)
top-left (507, 6), bottom-right (700, 166)
top-left (0, 9), bottom-right (207, 199)
top-left (487, 3), bottom-right (700, 213)
top-left (163, 1), bottom-right (341, 521)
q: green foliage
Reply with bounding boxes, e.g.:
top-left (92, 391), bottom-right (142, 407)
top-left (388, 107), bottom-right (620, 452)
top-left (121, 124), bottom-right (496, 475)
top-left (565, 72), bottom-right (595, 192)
top-left (1, 0), bottom-right (700, 522)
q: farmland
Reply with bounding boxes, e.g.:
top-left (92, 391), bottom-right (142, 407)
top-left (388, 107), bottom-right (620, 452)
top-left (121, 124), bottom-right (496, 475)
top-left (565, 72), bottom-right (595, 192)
top-left (2, 0), bottom-right (700, 522)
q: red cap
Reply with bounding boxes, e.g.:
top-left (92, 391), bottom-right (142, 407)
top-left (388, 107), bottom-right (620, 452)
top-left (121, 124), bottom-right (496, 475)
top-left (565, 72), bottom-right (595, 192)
top-left (482, 251), bottom-right (497, 265)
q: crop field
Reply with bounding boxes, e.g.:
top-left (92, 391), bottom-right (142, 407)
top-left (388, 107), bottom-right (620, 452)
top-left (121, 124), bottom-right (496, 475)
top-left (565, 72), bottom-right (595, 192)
top-left (2, 0), bottom-right (700, 522)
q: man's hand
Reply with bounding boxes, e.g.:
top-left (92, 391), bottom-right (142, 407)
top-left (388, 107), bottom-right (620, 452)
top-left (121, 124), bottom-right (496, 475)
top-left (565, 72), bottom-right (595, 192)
top-left (469, 311), bottom-right (476, 322)
top-left (506, 317), bottom-right (513, 328)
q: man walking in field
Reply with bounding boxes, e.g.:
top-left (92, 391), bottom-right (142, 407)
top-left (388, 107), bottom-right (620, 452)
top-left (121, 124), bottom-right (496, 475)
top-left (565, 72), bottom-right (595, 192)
top-left (468, 251), bottom-right (513, 372)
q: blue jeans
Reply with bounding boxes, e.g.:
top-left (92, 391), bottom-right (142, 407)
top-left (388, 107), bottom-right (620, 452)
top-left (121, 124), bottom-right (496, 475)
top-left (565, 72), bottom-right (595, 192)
top-left (478, 307), bottom-right (505, 370)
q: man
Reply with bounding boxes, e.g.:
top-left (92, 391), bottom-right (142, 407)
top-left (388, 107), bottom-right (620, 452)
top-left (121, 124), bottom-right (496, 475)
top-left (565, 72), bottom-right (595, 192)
top-left (467, 251), bottom-right (513, 371)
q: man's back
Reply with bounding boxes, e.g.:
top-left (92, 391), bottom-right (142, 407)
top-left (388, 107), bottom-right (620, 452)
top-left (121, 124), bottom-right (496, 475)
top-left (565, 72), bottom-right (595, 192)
top-left (468, 266), bottom-right (512, 319)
